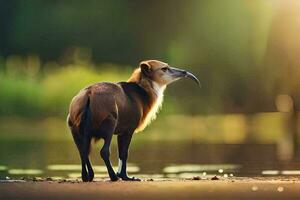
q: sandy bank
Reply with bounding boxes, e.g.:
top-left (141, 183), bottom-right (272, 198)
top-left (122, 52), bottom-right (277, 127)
top-left (1, 177), bottom-right (300, 200)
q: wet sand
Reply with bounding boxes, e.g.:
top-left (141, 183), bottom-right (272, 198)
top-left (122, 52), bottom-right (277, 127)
top-left (1, 177), bottom-right (300, 200)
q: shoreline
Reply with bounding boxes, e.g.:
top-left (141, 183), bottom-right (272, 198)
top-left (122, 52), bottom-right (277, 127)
top-left (1, 177), bottom-right (300, 200)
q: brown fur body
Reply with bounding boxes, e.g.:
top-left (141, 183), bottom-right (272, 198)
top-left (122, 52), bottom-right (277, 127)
top-left (68, 81), bottom-right (155, 137)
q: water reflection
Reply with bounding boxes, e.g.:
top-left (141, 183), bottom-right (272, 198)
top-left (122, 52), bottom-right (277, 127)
top-left (0, 140), bottom-right (299, 180)
top-left (67, 173), bottom-right (107, 179)
top-left (163, 164), bottom-right (240, 173)
top-left (48, 176), bottom-right (64, 180)
top-left (2, 164), bottom-right (300, 179)
top-left (281, 170), bottom-right (300, 175)
top-left (47, 164), bottom-right (81, 171)
top-left (48, 164), bottom-right (140, 173)
top-left (262, 170), bottom-right (300, 175)
top-left (8, 169), bottom-right (43, 175)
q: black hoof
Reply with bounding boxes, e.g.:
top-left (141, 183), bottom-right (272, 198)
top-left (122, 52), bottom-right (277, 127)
top-left (82, 175), bottom-right (89, 182)
top-left (88, 173), bottom-right (94, 182)
top-left (117, 173), bottom-right (141, 181)
top-left (110, 174), bottom-right (119, 182)
top-left (82, 172), bottom-right (94, 182)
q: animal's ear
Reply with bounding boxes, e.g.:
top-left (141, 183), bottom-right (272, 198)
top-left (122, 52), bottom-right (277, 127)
top-left (140, 62), bottom-right (151, 77)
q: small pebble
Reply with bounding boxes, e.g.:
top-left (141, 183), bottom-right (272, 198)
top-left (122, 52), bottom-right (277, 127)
top-left (211, 176), bottom-right (219, 180)
top-left (251, 186), bottom-right (258, 191)
top-left (32, 177), bottom-right (38, 181)
top-left (58, 179), bottom-right (67, 183)
top-left (193, 176), bottom-right (201, 180)
top-left (223, 174), bottom-right (228, 178)
top-left (147, 178), bottom-right (154, 181)
top-left (46, 177), bottom-right (53, 181)
top-left (277, 186), bottom-right (284, 192)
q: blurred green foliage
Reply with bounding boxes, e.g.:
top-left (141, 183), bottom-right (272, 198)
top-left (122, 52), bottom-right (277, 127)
top-left (0, 59), bottom-right (132, 117)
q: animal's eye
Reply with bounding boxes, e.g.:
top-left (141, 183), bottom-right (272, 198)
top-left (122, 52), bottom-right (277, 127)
top-left (161, 67), bottom-right (168, 72)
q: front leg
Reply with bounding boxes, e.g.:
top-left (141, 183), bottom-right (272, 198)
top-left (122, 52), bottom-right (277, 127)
top-left (117, 133), bottom-right (140, 181)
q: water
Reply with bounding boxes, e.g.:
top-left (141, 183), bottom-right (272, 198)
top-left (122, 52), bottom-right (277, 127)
top-left (1, 114), bottom-right (300, 180)
top-left (1, 140), bottom-right (300, 180)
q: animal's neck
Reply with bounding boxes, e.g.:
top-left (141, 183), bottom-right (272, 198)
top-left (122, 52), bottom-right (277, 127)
top-left (136, 81), bottom-right (165, 132)
top-left (127, 69), bottom-right (166, 132)
top-left (151, 82), bottom-right (166, 100)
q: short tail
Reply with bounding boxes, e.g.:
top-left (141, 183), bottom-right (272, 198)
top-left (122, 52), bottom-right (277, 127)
top-left (79, 97), bottom-right (91, 137)
top-left (72, 96), bottom-right (92, 155)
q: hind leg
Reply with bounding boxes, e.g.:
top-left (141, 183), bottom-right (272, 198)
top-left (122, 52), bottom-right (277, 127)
top-left (86, 157), bottom-right (94, 181)
top-left (101, 135), bottom-right (118, 181)
top-left (82, 136), bottom-right (94, 181)
top-left (98, 117), bottom-right (118, 181)
top-left (71, 130), bottom-right (94, 182)
top-left (117, 132), bottom-right (140, 181)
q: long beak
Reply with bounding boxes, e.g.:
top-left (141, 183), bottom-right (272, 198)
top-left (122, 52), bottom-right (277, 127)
top-left (185, 71), bottom-right (201, 87)
top-left (170, 67), bottom-right (201, 87)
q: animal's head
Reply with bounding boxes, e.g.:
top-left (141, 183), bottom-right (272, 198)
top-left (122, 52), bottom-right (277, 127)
top-left (137, 60), bottom-right (200, 87)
